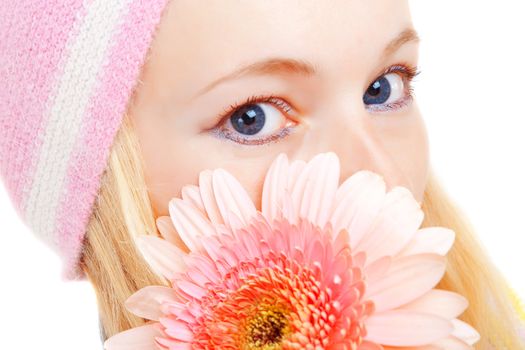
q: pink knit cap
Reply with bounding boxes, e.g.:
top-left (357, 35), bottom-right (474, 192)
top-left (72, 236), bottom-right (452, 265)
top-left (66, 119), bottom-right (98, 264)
top-left (0, 0), bottom-right (170, 281)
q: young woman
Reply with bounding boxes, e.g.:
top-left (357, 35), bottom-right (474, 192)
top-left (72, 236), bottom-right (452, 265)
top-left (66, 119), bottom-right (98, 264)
top-left (1, 1), bottom-right (524, 348)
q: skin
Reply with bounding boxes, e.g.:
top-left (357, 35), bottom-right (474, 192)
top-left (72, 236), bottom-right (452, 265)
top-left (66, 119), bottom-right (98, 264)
top-left (130, 0), bottom-right (429, 218)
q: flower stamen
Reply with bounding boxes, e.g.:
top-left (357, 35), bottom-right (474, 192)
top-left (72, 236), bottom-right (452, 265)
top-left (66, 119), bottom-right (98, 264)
top-left (244, 303), bottom-right (291, 349)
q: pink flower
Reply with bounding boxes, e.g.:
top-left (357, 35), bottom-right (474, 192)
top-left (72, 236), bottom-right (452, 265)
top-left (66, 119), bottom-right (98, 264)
top-left (104, 152), bottom-right (480, 350)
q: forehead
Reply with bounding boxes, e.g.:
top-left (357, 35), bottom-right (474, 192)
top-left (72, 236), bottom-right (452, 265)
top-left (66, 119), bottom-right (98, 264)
top-left (142, 0), bottom-right (413, 101)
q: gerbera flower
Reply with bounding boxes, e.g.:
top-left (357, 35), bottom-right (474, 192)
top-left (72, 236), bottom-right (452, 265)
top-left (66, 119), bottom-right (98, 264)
top-left (104, 152), bottom-right (480, 350)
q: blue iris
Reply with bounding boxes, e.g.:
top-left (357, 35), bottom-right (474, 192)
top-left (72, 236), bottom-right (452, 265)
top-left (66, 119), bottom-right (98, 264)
top-left (231, 104), bottom-right (266, 135)
top-left (363, 76), bottom-right (391, 105)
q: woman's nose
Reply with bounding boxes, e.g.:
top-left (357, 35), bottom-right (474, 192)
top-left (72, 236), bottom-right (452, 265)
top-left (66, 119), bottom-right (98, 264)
top-left (293, 103), bottom-right (414, 195)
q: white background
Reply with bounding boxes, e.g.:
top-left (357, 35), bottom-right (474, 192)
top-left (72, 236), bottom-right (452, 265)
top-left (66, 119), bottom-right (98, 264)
top-left (1, 1), bottom-right (524, 349)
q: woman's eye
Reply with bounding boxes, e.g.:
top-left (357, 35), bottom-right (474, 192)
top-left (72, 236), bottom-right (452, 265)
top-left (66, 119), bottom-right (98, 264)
top-left (211, 96), bottom-right (296, 146)
top-left (363, 65), bottom-right (418, 112)
top-left (363, 73), bottom-right (403, 105)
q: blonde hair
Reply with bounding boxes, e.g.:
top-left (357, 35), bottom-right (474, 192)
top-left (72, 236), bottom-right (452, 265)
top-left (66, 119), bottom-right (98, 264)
top-left (80, 112), bottom-right (525, 349)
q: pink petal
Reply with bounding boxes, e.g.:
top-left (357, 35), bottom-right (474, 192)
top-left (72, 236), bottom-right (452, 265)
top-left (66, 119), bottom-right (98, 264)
top-left (365, 254), bottom-right (446, 313)
top-left (333, 225), bottom-right (351, 251)
top-left (330, 170), bottom-right (386, 249)
top-left (176, 279), bottom-right (207, 300)
top-left (169, 198), bottom-right (216, 251)
top-left (397, 227), bottom-right (455, 257)
top-left (261, 153), bottom-right (290, 224)
top-left (156, 216), bottom-right (189, 252)
top-left (199, 234), bottom-right (224, 261)
top-left (181, 184), bottom-right (206, 214)
top-left (165, 301), bottom-right (201, 322)
top-left (104, 323), bottom-right (162, 350)
top-left (155, 337), bottom-right (192, 350)
top-left (363, 256), bottom-right (392, 284)
top-left (235, 221), bottom-right (264, 260)
top-left (355, 186), bottom-right (424, 263)
top-left (297, 152), bottom-right (340, 228)
top-left (365, 310), bottom-right (453, 346)
top-left (399, 289), bottom-right (468, 319)
top-left (212, 168), bottom-right (257, 229)
top-left (225, 209), bottom-right (245, 232)
top-left (451, 319), bottom-right (481, 345)
top-left (125, 286), bottom-right (181, 321)
top-left (183, 253), bottom-right (222, 285)
top-left (277, 159), bottom-right (306, 225)
top-left (198, 170), bottom-right (226, 225)
top-left (286, 158), bottom-right (307, 191)
top-left (431, 336), bottom-right (473, 350)
top-left (357, 340), bottom-right (384, 349)
top-left (134, 235), bottom-right (186, 280)
top-left (290, 155), bottom-right (320, 224)
top-left (160, 317), bottom-right (194, 342)
top-left (281, 190), bottom-right (298, 225)
top-left (185, 265), bottom-right (217, 288)
top-left (383, 346), bottom-right (440, 350)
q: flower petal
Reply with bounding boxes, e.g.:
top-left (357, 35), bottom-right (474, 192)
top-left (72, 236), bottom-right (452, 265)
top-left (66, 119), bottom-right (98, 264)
top-left (198, 169), bottom-right (226, 225)
top-left (125, 286), bottom-right (181, 321)
top-left (291, 153), bottom-right (340, 228)
top-left (181, 184), bottom-right (206, 213)
top-left (169, 198), bottom-right (216, 251)
top-left (355, 186), bottom-right (424, 263)
top-left (289, 155), bottom-right (319, 224)
top-left (134, 235), bottom-right (186, 280)
top-left (160, 317), bottom-right (194, 342)
top-left (261, 153), bottom-right (290, 224)
top-left (156, 216), bottom-right (189, 252)
top-left (365, 254), bottom-right (446, 313)
top-left (306, 152), bottom-right (341, 228)
top-left (281, 190), bottom-right (297, 225)
top-left (330, 170), bottom-right (386, 249)
top-left (363, 256), bottom-right (392, 284)
top-left (451, 319), bottom-right (481, 345)
top-left (104, 323), bottom-right (162, 350)
top-left (184, 253), bottom-right (222, 285)
top-left (287, 158), bottom-right (307, 192)
top-left (155, 337), bottom-right (192, 350)
top-left (397, 227), bottom-right (455, 257)
top-left (431, 336), bottom-right (473, 350)
top-left (383, 346), bottom-right (440, 350)
top-left (212, 168), bottom-right (257, 229)
top-left (176, 279), bottom-right (207, 300)
top-left (398, 289), bottom-right (469, 319)
top-left (365, 310), bottom-right (453, 346)
top-left (357, 341), bottom-right (384, 349)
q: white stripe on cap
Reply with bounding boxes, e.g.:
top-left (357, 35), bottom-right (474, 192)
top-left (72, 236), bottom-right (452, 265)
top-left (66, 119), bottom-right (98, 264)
top-left (24, 0), bottom-right (133, 252)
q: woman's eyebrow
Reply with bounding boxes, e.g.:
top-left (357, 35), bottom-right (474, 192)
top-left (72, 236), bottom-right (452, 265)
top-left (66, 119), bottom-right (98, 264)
top-left (192, 28), bottom-right (419, 99)
top-left (191, 57), bottom-right (316, 100)
top-left (383, 28), bottom-right (420, 58)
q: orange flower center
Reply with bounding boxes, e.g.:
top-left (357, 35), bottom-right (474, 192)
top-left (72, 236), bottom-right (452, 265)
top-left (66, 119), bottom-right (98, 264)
top-left (243, 303), bottom-right (291, 349)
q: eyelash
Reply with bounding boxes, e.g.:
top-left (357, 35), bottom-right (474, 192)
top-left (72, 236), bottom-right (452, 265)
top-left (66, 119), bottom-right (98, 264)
top-left (210, 63), bottom-right (421, 145)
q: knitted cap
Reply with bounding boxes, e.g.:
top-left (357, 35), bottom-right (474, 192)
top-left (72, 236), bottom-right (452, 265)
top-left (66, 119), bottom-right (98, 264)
top-left (0, 0), bottom-right (169, 281)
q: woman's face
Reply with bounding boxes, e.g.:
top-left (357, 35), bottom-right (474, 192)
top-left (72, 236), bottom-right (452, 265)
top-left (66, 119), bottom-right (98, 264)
top-left (131, 0), bottom-right (429, 217)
